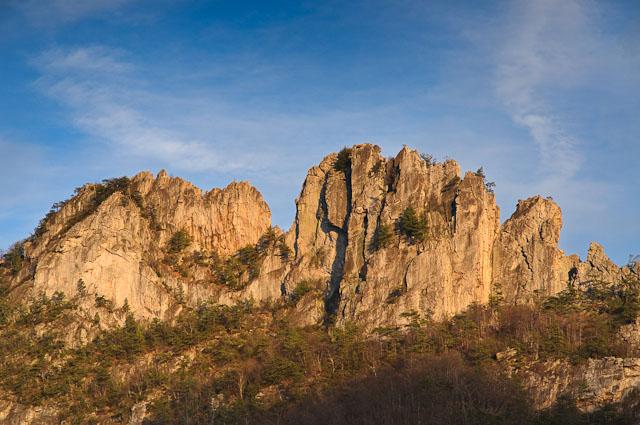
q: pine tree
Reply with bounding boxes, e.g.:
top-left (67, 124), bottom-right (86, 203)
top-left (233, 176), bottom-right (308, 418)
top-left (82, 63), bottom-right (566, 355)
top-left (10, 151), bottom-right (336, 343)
top-left (76, 279), bottom-right (87, 297)
top-left (168, 229), bottom-right (192, 253)
top-left (397, 207), bottom-right (428, 244)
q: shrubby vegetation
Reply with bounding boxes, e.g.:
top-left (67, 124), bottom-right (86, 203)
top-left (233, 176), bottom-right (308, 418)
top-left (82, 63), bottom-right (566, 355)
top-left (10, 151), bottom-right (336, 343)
top-left (168, 229), bottom-right (192, 253)
top-left (397, 206), bottom-right (428, 244)
top-left (288, 280), bottom-right (320, 305)
top-left (161, 227), bottom-right (292, 290)
top-left (420, 152), bottom-right (435, 166)
top-left (475, 166), bottom-right (496, 193)
top-left (138, 284), bottom-right (640, 424)
top-left (1, 248), bottom-right (639, 423)
top-left (212, 228), bottom-right (291, 290)
top-left (385, 286), bottom-right (405, 304)
top-left (333, 147), bottom-right (352, 172)
top-left (1, 242), bottom-right (24, 274)
top-left (32, 177), bottom-right (133, 240)
top-left (369, 159), bottom-right (385, 176)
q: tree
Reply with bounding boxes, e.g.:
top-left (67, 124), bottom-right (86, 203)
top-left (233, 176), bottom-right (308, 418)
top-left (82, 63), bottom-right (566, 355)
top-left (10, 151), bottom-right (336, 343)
top-left (168, 229), bottom-right (192, 253)
top-left (397, 207), bottom-right (428, 244)
top-left (289, 280), bottom-right (314, 303)
top-left (236, 358), bottom-right (260, 400)
top-left (122, 298), bottom-right (130, 314)
top-left (76, 279), bottom-right (87, 297)
top-left (175, 285), bottom-right (185, 305)
top-left (279, 240), bottom-right (292, 260)
top-left (334, 147), bottom-right (352, 172)
top-left (420, 153), bottom-right (435, 166)
top-left (474, 166), bottom-right (495, 193)
top-left (2, 242), bottom-right (24, 274)
top-left (122, 314), bottom-right (145, 356)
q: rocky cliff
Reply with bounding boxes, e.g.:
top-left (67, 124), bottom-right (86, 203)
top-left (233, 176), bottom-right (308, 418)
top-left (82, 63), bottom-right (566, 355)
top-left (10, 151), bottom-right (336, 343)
top-left (4, 172), bottom-right (271, 335)
top-left (262, 144), bottom-right (636, 329)
top-left (4, 144), bottom-right (636, 331)
top-left (2, 143), bottom-right (640, 423)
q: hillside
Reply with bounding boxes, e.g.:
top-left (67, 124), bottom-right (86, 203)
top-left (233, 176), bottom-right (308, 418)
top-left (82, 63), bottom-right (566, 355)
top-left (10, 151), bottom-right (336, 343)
top-left (1, 144), bottom-right (639, 424)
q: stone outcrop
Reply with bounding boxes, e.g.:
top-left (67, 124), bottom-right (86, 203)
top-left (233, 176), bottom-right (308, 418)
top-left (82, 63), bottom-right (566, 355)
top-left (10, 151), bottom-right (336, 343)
top-left (577, 242), bottom-right (627, 284)
top-left (272, 144), bottom-right (629, 329)
top-left (130, 172), bottom-right (270, 257)
top-left (2, 143), bottom-right (639, 424)
top-left (513, 356), bottom-right (640, 412)
top-left (242, 144), bottom-right (503, 329)
top-left (5, 143), bottom-right (633, 330)
top-left (491, 196), bottom-right (578, 304)
top-left (0, 399), bottom-right (57, 425)
top-left (10, 172), bottom-right (271, 324)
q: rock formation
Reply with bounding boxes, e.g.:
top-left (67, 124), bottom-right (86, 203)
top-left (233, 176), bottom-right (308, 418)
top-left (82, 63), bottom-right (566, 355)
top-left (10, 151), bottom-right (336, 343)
top-left (4, 143), bottom-right (635, 331)
top-left (499, 353), bottom-right (640, 412)
top-left (491, 196), bottom-right (578, 304)
top-left (8, 172), bottom-right (271, 329)
top-left (1, 143), bottom-right (639, 424)
top-left (262, 144), bottom-right (635, 329)
top-left (277, 144), bottom-right (501, 329)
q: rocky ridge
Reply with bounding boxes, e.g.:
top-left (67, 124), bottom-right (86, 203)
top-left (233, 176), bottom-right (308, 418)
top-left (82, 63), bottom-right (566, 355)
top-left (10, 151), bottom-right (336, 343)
top-left (2, 143), bottom-right (639, 422)
top-left (4, 144), bottom-right (637, 330)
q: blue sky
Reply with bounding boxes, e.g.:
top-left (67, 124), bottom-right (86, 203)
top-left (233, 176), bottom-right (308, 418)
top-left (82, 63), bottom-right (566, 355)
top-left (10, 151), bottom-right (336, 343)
top-left (0, 0), bottom-right (638, 264)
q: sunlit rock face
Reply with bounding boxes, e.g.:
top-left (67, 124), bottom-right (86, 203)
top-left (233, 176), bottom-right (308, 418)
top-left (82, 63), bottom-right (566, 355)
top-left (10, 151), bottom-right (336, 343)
top-left (2, 143), bottom-right (639, 425)
top-left (9, 143), bottom-right (635, 330)
top-left (18, 171), bottom-right (271, 324)
top-left (265, 144), bottom-right (634, 329)
top-left (491, 196), bottom-right (577, 304)
top-left (517, 356), bottom-right (640, 412)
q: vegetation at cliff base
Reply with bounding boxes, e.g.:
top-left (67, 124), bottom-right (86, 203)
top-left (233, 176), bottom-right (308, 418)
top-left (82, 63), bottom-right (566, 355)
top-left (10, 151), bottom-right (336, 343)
top-left (0, 266), bottom-right (639, 423)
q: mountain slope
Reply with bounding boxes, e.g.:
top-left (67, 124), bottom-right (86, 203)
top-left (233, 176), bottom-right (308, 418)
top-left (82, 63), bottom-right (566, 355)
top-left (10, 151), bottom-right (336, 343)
top-left (8, 144), bottom-right (636, 329)
top-left (1, 144), bottom-right (639, 424)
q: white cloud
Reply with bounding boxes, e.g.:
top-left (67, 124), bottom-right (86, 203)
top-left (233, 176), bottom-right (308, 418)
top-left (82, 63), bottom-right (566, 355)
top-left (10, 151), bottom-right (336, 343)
top-left (17, 0), bottom-right (135, 26)
top-left (31, 45), bottom-right (418, 177)
top-left (487, 0), bottom-right (640, 263)
top-left (37, 46), bottom-right (132, 74)
top-left (33, 46), bottom-right (264, 173)
top-left (494, 0), bottom-right (599, 180)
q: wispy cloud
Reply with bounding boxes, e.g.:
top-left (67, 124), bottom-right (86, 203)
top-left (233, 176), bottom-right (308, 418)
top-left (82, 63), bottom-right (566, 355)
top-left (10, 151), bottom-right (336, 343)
top-left (494, 0), bottom-right (598, 180)
top-left (16, 0), bottom-right (136, 26)
top-left (487, 0), bottom-right (640, 261)
top-left (36, 46), bottom-right (133, 74)
top-left (33, 46), bottom-right (266, 173)
top-left (31, 44), bottom-right (421, 177)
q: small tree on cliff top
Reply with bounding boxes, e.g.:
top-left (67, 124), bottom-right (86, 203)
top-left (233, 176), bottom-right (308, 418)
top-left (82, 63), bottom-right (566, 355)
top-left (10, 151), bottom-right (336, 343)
top-left (334, 147), bottom-right (352, 172)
